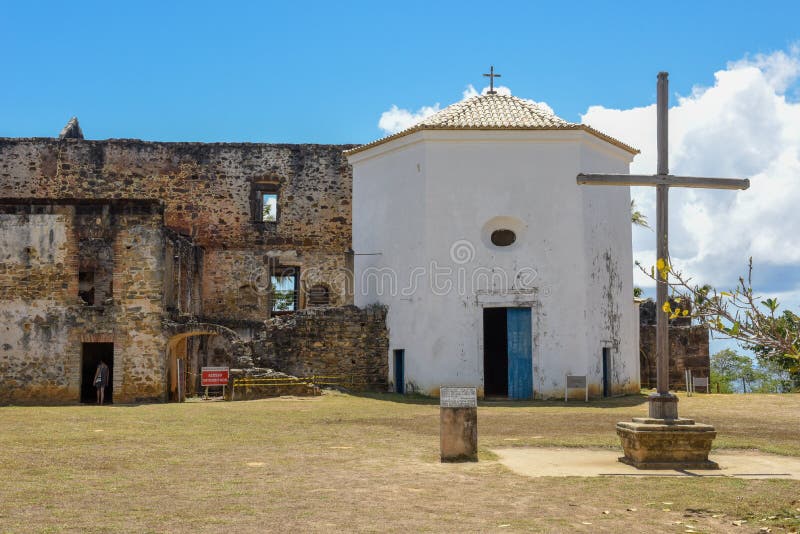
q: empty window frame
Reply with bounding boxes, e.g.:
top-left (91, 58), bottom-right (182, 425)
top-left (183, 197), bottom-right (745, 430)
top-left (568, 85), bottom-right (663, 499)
top-left (78, 270), bottom-right (95, 305)
top-left (261, 192), bottom-right (278, 222)
top-left (251, 184), bottom-right (279, 223)
top-left (271, 267), bottom-right (299, 312)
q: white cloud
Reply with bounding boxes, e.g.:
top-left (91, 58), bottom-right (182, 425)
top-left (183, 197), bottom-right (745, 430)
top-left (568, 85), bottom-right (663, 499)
top-left (378, 104), bottom-right (440, 136)
top-left (582, 47), bottom-right (800, 305)
top-left (378, 84), bottom-right (555, 135)
top-left (461, 84), bottom-right (512, 98)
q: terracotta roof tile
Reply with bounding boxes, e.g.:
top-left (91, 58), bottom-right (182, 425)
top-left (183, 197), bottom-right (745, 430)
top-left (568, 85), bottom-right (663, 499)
top-left (345, 94), bottom-right (639, 156)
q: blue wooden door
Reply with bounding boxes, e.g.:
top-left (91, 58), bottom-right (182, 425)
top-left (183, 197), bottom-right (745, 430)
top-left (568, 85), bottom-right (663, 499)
top-left (394, 349), bottom-right (405, 394)
top-left (507, 307), bottom-right (532, 400)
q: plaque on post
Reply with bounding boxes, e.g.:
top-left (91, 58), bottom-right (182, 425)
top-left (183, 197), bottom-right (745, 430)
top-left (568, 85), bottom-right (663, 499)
top-left (440, 386), bottom-right (478, 462)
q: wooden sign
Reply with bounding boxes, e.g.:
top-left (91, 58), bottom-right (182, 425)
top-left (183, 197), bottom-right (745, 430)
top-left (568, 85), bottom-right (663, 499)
top-left (440, 387), bottom-right (477, 408)
top-left (201, 367), bottom-right (229, 387)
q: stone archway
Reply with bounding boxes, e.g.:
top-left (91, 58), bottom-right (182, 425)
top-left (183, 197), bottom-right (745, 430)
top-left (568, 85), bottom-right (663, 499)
top-left (164, 322), bottom-right (252, 401)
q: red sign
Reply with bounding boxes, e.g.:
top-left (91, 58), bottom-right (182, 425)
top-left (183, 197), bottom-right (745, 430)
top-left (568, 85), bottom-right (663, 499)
top-left (201, 367), bottom-right (229, 387)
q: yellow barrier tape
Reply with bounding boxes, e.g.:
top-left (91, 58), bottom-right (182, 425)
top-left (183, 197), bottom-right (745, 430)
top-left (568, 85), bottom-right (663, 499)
top-left (232, 375), bottom-right (369, 389)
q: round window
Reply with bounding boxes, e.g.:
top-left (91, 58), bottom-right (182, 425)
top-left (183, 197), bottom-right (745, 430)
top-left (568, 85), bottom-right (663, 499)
top-left (490, 229), bottom-right (516, 247)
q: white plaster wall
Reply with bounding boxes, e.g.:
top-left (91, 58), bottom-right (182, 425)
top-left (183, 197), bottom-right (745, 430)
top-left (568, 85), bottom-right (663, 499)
top-left (0, 214), bottom-right (69, 265)
top-left (579, 140), bottom-right (639, 396)
top-left (352, 137), bottom-right (428, 391)
top-left (350, 130), bottom-right (636, 398)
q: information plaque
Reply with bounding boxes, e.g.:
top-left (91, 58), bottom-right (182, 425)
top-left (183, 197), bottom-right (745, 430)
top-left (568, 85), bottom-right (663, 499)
top-left (440, 387), bottom-right (477, 408)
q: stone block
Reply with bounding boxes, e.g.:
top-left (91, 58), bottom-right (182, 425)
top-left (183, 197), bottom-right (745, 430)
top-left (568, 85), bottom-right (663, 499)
top-left (440, 407), bottom-right (478, 462)
top-left (616, 418), bottom-right (718, 469)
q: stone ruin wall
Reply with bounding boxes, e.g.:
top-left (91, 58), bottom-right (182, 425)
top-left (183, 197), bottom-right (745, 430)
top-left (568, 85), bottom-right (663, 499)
top-left (638, 299), bottom-right (711, 390)
top-left (252, 305), bottom-right (389, 390)
top-left (0, 138), bottom-right (357, 324)
top-left (0, 207), bottom-right (75, 403)
top-left (0, 202), bottom-right (167, 403)
top-left (0, 137), bottom-right (391, 403)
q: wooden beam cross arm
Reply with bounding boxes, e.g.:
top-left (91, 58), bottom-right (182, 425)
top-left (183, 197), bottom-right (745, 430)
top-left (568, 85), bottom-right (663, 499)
top-left (576, 173), bottom-right (750, 190)
top-left (575, 72), bottom-right (751, 418)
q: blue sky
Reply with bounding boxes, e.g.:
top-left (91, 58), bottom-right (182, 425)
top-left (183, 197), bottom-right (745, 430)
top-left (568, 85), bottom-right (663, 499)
top-left (3, 1), bottom-right (800, 360)
top-left (2, 1), bottom-right (799, 143)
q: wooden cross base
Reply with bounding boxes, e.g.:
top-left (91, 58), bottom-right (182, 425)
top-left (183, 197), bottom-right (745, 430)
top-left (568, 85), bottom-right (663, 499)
top-left (616, 418), bottom-right (718, 469)
top-left (648, 393), bottom-right (679, 419)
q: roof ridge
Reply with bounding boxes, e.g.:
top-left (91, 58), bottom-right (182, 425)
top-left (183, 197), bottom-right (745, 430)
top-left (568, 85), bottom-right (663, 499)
top-left (345, 93), bottom-right (638, 156)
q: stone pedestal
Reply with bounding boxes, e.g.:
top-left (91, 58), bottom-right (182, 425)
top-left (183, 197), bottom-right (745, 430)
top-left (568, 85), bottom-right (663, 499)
top-left (440, 386), bottom-right (478, 462)
top-left (440, 407), bottom-right (478, 462)
top-left (648, 392), bottom-right (679, 419)
top-left (617, 417), bottom-right (718, 469)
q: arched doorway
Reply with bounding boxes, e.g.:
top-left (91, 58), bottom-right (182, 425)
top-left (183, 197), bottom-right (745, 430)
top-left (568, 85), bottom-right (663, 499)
top-left (165, 323), bottom-right (251, 402)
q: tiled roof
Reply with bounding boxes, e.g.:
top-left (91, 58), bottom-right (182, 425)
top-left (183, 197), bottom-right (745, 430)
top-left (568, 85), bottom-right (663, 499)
top-left (345, 93), bottom-right (638, 156)
top-left (415, 94), bottom-right (571, 129)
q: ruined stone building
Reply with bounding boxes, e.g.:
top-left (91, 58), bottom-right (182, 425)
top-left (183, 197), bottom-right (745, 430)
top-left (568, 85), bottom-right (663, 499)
top-left (2, 99), bottom-right (707, 405)
top-left (638, 299), bottom-right (710, 390)
top-left (0, 120), bottom-right (387, 404)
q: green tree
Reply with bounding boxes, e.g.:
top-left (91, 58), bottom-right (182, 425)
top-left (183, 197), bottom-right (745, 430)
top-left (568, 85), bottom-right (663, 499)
top-left (748, 309), bottom-right (800, 390)
top-left (751, 356), bottom-right (796, 393)
top-left (638, 258), bottom-right (799, 389)
top-left (711, 349), bottom-right (749, 393)
top-left (711, 349), bottom-right (772, 393)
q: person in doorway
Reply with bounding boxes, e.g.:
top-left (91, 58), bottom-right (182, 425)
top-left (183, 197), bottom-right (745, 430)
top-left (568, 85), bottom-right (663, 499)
top-left (93, 360), bottom-right (110, 405)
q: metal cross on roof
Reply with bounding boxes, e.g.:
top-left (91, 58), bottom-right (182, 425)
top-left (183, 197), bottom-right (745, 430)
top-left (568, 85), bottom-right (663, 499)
top-left (483, 66), bottom-right (502, 94)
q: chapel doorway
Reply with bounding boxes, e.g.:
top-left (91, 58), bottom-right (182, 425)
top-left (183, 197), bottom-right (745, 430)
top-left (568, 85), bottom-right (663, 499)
top-left (483, 307), bottom-right (533, 400)
top-left (80, 342), bottom-right (114, 404)
top-left (602, 347), bottom-right (612, 397)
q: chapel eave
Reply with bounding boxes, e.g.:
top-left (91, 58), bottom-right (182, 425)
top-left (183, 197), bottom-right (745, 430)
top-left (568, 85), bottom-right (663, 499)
top-left (344, 124), bottom-right (639, 158)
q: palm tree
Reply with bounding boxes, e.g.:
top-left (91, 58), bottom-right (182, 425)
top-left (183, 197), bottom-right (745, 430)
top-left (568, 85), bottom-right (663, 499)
top-left (631, 199), bottom-right (650, 229)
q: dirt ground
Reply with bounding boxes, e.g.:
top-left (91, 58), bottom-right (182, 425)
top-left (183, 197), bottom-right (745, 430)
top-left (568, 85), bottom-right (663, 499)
top-left (494, 447), bottom-right (800, 478)
top-left (0, 391), bottom-right (798, 533)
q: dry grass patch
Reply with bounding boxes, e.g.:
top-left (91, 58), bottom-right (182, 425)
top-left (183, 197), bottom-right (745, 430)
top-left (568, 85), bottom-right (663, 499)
top-left (0, 391), bottom-right (798, 533)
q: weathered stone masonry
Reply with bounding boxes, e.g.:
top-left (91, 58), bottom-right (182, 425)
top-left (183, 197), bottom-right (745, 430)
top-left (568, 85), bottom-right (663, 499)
top-left (0, 200), bottom-right (167, 403)
top-left (0, 135), bottom-right (389, 403)
top-left (254, 305), bottom-right (389, 387)
top-left (638, 299), bottom-right (710, 390)
top-left (0, 138), bottom-right (356, 315)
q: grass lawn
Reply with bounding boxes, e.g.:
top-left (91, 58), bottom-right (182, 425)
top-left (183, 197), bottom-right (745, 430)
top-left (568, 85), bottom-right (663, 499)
top-left (1, 391), bottom-right (799, 533)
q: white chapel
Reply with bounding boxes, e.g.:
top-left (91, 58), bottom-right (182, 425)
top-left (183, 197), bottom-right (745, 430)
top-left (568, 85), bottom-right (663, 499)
top-left (345, 89), bottom-right (641, 399)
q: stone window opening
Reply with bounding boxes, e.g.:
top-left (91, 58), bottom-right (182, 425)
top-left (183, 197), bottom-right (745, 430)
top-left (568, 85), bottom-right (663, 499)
top-left (270, 267), bottom-right (299, 313)
top-left (261, 193), bottom-right (278, 222)
top-left (306, 283), bottom-right (331, 307)
top-left (251, 183), bottom-right (280, 223)
top-left (78, 270), bottom-right (95, 306)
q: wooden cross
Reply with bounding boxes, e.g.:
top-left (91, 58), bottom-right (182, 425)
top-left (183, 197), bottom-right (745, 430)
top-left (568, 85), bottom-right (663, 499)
top-left (483, 66), bottom-right (502, 94)
top-left (577, 72), bottom-right (749, 418)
